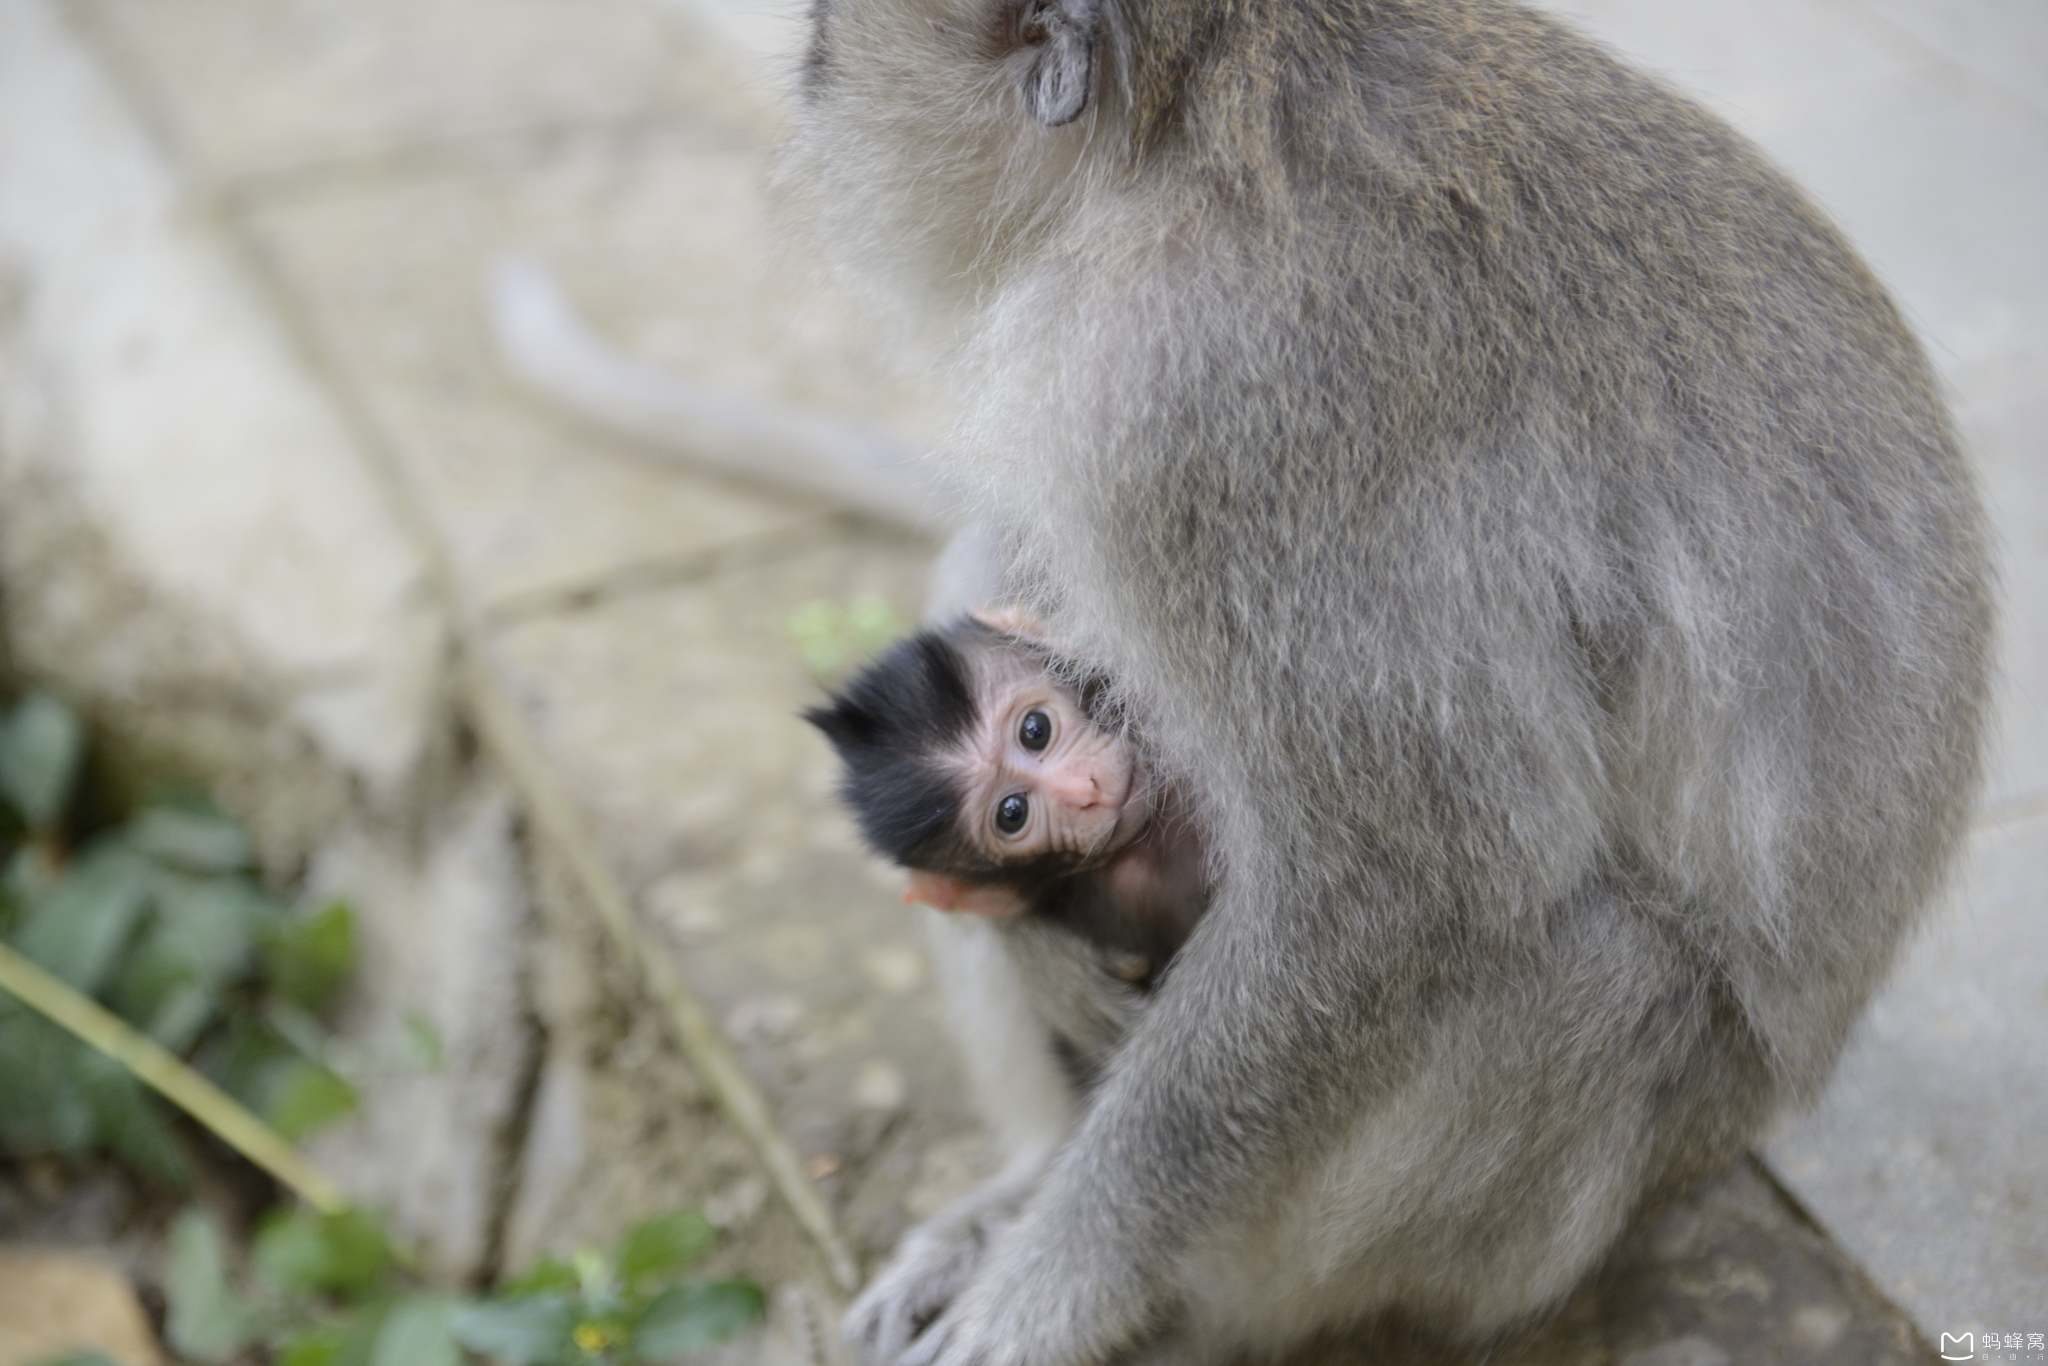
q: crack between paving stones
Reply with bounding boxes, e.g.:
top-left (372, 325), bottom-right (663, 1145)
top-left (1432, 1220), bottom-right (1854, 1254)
top-left (63, 7), bottom-right (862, 1294)
top-left (1744, 1154), bottom-right (1944, 1361)
top-left (243, 247), bottom-right (865, 1290)
top-left (476, 788), bottom-right (550, 1293)
top-left (1975, 789), bottom-right (2048, 832)
top-left (479, 514), bottom-right (917, 627)
top-left (58, 0), bottom-right (775, 201)
top-left (478, 968), bottom-right (549, 1290)
top-left (219, 113), bottom-right (775, 210)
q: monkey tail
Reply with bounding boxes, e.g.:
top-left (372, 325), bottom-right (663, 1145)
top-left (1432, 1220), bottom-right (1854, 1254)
top-left (486, 255), bottom-right (950, 534)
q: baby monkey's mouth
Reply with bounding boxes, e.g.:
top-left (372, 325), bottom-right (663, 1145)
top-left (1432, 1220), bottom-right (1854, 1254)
top-left (1090, 750), bottom-right (1154, 861)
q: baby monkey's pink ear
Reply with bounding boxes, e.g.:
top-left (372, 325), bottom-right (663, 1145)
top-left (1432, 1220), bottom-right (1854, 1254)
top-left (902, 871), bottom-right (1029, 918)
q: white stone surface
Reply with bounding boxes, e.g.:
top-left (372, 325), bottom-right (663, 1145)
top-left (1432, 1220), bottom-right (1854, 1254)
top-left (656, 0), bottom-right (810, 89)
top-left (78, 0), bottom-right (779, 180)
top-left (1767, 812), bottom-right (2048, 1331)
top-left (497, 1039), bottom-right (588, 1275)
top-left (0, 0), bottom-right (438, 798)
top-left (1857, 0), bottom-right (2048, 119)
top-left (304, 786), bottom-right (534, 1283)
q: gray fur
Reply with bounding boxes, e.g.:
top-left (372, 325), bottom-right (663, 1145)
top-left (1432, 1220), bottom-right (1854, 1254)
top-left (784, 0), bottom-right (1995, 1361)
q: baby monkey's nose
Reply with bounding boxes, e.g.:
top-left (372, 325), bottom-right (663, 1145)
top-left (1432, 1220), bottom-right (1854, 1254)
top-left (1045, 765), bottom-right (1104, 810)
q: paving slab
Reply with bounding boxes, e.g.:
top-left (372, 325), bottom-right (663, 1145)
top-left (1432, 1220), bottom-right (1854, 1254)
top-left (229, 120), bottom-right (943, 619)
top-left (74, 0), bottom-right (778, 181)
top-left (301, 784), bottom-right (535, 1285)
top-left (1514, 1161), bottom-right (1930, 1366)
top-left (1768, 811), bottom-right (2048, 1333)
top-left (1852, 0), bottom-right (2048, 119)
top-left (497, 837), bottom-right (845, 1294)
top-left (481, 533), bottom-right (990, 1267)
top-left (0, 1247), bottom-right (161, 1366)
top-left (0, 0), bottom-right (439, 805)
top-left (1550, 5), bottom-right (2048, 429)
top-left (1546, 0), bottom-right (1937, 132)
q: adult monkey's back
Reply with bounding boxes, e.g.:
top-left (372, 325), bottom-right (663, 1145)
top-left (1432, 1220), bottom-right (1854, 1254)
top-left (782, 0), bottom-right (1994, 1360)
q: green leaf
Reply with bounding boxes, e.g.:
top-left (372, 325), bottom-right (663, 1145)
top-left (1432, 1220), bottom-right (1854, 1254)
top-left (125, 804), bottom-right (255, 873)
top-left (254, 1206), bottom-right (396, 1300)
top-left (328, 1298), bottom-right (396, 1366)
top-left (164, 1208), bottom-right (256, 1363)
top-left (13, 843), bottom-right (152, 993)
top-left (0, 1013), bottom-right (94, 1155)
top-left (77, 1051), bottom-right (186, 1189)
top-left (0, 691), bottom-right (85, 830)
top-left (253, 1207), bottom-right (333, 1297)
top-left (109, 872), bottom-right (267, 1048)
top-left (203, 1018), bottom-right (297, 1108)
top-left (615, 1211), bottom-right (717, 1290)
top-left (264, 1059), bottom-right (358, 1142)
top-left (782, 594), bottom-right (905, 681)
top-left (265, 900), bottom-right (356, 1013)
top-left (369, 1296), bottom-right (460, 1366)
top-left (141, 981), bottom-right (217, 1054)
top-left (629, 1282), bottom-right (765, 1361)
top-left (263, 999), bottom-right (334, 1064)
top-left (845, 591), bottom-right (903, 648)
top-left (5, 842), bottom-right (59, 905)
top-left (208, 1021), bottom-right (352, 1143)
top-left (319, 1210), bottom-right (400, 1297)
top-left (570, 1248), bottom-right (610, 1297)
top-left (497, 1255), bottom-right (580, 1298)
top-left (402, 1012), bottom-right (443, 1070)
top-left (151, 871), bottom-right (266, 980)
top-left (277, 1326), bottom-right (347, 1366)
top-left (450, 1295), bottom-right (577, 1365)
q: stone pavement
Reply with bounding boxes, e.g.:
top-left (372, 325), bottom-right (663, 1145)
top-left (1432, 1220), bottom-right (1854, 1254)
top-left (0, 0), bottom-right (2039, 1360)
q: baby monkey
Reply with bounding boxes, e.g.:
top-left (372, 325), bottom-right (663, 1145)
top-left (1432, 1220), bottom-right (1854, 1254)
top-left (805, 614), bottom-right (1206, 990)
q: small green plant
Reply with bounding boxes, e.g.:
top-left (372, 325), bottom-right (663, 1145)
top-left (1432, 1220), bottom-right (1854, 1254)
top-left (454, 1209), bottom-right (764, 1366)
top-left (783, 592), bottom-right (905, 680)
top-left (161, 1204), bottom-right (764, 1366)
top-left (0, 689), bottom-right (360, 1186)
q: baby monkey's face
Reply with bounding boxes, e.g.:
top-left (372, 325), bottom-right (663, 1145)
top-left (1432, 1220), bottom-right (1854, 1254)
top-left (956, 648), bottom-right (1150, 868)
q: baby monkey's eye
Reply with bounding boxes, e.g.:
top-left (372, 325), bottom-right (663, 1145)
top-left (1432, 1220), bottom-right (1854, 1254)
top-left (995, 793), bottom-right (1029, 835)
top-left (1019, 709), bottom-right (1052, 750)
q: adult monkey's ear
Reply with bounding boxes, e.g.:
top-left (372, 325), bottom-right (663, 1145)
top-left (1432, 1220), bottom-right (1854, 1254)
top-left (1018, 0), bottom-right (1097, 127)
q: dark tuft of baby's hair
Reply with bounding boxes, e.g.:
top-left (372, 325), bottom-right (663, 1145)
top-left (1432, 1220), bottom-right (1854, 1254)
top-left (804, 624), bottom-right (986, 869)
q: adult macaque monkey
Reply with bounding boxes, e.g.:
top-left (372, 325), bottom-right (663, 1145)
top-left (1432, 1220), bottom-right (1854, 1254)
top-left (777, 0), bottom-right (1996, 1362)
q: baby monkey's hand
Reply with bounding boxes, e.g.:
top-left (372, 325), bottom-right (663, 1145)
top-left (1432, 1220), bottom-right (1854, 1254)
top-left (902, 870), bottom-right (1031, 918)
